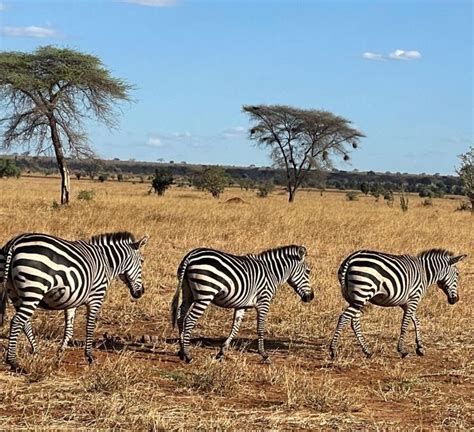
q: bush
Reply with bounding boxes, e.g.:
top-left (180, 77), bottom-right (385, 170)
top-left (151, 168), bottom-right (173, 196)
top-left (0, 159), bottom-right (21, 178)
top-left (77, 190), bottom-right (95, 201)
top-left (456, 201), bottom-right (471, 212)
top-left (256, 181), bottom-right (275, 198)
top-left (400, 190), bottom-right (409, 212)
top-left (117, 173), bottom-right (124, 182)
top-left (345, 191), bottom-right (359, 201)
top-left (422, 197), bottom-right (433, 206)
top-left (384, 191), bottom-right (394, 207)
top-left (199, 167), bottom-right (230, 198)
top-left (98, 173), bottom-right (108, 182)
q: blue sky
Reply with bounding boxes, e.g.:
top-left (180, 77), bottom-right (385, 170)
top-left (0, 0), bottom-right (472, 174)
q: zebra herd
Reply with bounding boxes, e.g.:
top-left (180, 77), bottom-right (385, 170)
top-left (0, 231), bottom-right (467, 372)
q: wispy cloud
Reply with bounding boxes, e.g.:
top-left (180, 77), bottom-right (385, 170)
top-left (222, 126), bottom-right (246, 139)
top-left (147, 136), bottom-right (163, 147)
top-left (1, 26), bottom-right (60, 38)
top-left (388, 49), bottom-right (422, 60)
top-left (122, 0), bottom-right (177, 7)
top-left (0, 2), bottom-right (6, 11)
top-left (362, 49), bottom-right (422, 61)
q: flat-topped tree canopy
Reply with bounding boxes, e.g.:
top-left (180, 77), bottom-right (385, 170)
top-left (243, 104), bottom-right (365, 202)
top-left (0, 45), bottom-right (133, 204)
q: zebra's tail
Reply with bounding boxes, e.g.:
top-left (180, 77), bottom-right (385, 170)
top-left (0, 244), bottom-right (14, 327)
top-left (170, 254), bottom-right (191, 329)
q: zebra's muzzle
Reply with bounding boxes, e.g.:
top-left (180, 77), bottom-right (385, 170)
top-left (302, 291), bottom-right (314, 303)
top-left (448, 295), bottom-right (458, 305)
top-left (131, 286), bottom-right (144, 299)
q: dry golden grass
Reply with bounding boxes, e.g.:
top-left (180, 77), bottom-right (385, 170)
top-left (0, 175), bottom-right (472, 430)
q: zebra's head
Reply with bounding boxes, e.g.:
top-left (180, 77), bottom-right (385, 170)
top-left (118, 235), bottom-right (150, 299)
top-left (435, 253), bottom-right (467, 305)
top-left (287, 246), bottom-right (314, 303)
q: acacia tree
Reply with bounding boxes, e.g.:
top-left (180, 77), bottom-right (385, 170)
top-left (0, 46), bottom-right (133, 204)
top-left (243, 105), bottom-right (365, 202)
top-left (457, 146), bottom-right (474, 211)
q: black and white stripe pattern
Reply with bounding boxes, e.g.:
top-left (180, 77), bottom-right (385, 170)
top-left (0, 232), bottom-right (148, 371)
top-left (171, 245), bottom-right (314, 363)
top-left (330, 249), bottom-right (466, 359)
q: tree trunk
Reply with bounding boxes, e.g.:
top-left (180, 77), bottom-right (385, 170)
top-left (288, 187), bottom-right (296, 203)
top-left (48, 115), bottom-right (70, 205)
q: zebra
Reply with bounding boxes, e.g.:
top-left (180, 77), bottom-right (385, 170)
top-left (329, 249), bottom-right (467, 359)
top-left (170, 245), bottom-right (314, 363)
top-left (0, 231), bottom-right (149, 371)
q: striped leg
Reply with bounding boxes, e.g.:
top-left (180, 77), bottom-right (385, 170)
top-left (23, 319), bottom-right (38, 354)
top-left (412, 315), bottom-right (425, 356)
top-left (181, 299), bottom-right (212, 363)
top-left (256, 303), bottom-right (270, 363)
top-left (329, 305), bottom-right (362, 359)
top-left (177, 301), bottom-right (191, 359)
top-left (84, 302), bottom-right (101, 364)
top-left (6, 300), bottom-right (42, 371)
top-left (59, 308), bottom-right (76, 353)
top-left (216, 308), bottom-right (246, 359)
top-left (397, 303), bottom-right (417, 358)
top-left (351, 313), bottom-right (372, 358)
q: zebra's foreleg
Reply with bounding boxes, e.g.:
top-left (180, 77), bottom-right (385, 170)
top-left (180, 299), bottom-right (212, 363)
top-left (397, 304), bottom-right (417, 358)
top-left (84, 302), bottom-right (101, 364)
top-left (411, 315), bottom-right (425, 356)
top-left (216, 308), bottom-right (246, 360)
top-left (329, 305), bottom-right (361, 359)
top-left (59, 308), bottom-right (76, 354)
top-left (256, 305), bottom-right (270, 364)
top-left (23, 319), bottom-right (38, 354)
top-left (351, 313), bottom-right (372, 358)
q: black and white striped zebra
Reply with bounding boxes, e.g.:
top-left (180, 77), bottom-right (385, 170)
top-left (0, 232), bottom-right (148, 371)
top-left (329, 249), bottom-right (466, 359)
top-left (170, 245), bottom-right (314, 363)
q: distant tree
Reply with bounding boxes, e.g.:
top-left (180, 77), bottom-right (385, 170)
top-left (457, 146), bottom-right (474, 211)
top-left (238, 177), bottom-right (255, 191)
top-left (0, 158), bottom-right (21, 178)
top-left (117, 173), bottom-right (124, 182)
top-left (256, 181), bottom-right (275, 198)
top-left (199, 166), bottom-right (230, 198)
top-left (0, 46), bottom-right (133, 204)
top-left (75, 172), bottom-right (82, 180)
top-left (98, 173), bottom-right (108, 182)
top-left (370, 183), bottom-right (384, 201)
top-left (360, 182), bottom-right (370, 195)
top-left (243, 105), bottom-right (364, 202)
top-left (151, 168), bottom-right (173, 195)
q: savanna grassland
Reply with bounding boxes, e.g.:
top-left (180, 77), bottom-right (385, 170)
top-left (0, 176), bottom-right (472, 430)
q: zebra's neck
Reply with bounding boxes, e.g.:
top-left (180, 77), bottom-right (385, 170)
top-left (258, 249), bottom-right (294, 286)
top-left (91, 243), bottom-right (127, 282)
top-left (419, 253), bottom-right (444, 286)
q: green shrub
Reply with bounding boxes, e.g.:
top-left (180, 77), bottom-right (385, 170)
top-left (0, 159), bottom-right (21, 178)
top-left (78, 190), bottom-right (95, 201)
top-left (345, 191), bottom-right (359, 201)
top-left (256, 182), bottom-right (275, 198)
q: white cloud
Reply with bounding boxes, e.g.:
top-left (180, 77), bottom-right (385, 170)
top-left (388, 49), bottom-right (422, 60)
top-left (0, 3), bottom-right (6, 11)
top-left (1, 26), bottom-right (59, 38)
top-left (147, 137), bottom-right (163, 147)
top-left (122, 0), bottom-right (177, 7)
top-left (362, 49), bottom-right (421, 61)
top-left (172, 131), bottom-right (191, 138)
top-left (362, 52), bottom-right (385, 61)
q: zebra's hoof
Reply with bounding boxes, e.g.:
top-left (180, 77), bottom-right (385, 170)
top-left (365, 351), bottom-right (374, 359)
top-left (7, 361), bottom-right (25, 374)
top-left (400, 352), bottom-right (409, 359)
top-left (87, 355), bottom-right (95, 365)
top-left (260, 356), bottom-right (271, 365)
top-left (184, 355), bottom-right (193, 364)
top-left (215, 352), bottom-right (225, 360)
top-left (416, 347), bottom-right (425, 356)
top-left (177, 350), bottom-right (185, 360)
top-left (329, 348), bottom-right (336, 360)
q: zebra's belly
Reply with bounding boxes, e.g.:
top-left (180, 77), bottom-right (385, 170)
top-left (370, 294), bottom-right (407, 307)
top-left (39, 286), bottom-right (88, 310)
top-left (212, 290), bottom-right (257, 309)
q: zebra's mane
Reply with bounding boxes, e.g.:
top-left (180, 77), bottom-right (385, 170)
top-left (255, 245), bottom-right (302, 259)
top-left (417, 249), bottom-right (455, 259)
top-left (88, 232), bottom-right (136, 245)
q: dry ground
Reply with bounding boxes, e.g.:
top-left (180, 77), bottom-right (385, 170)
top-left (0, 176), bottom-right (472, 430)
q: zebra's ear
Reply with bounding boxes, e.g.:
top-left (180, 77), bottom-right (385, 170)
top-left (449, 254), bottom-right (467, 265)
top-left (297, 246), bottom-right (307, 260)
top-left (134, 235), bottom-right (150, 250)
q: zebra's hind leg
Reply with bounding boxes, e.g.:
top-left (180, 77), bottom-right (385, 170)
top-left (23, 319), bottom-right (38, 354)
top-left (351, 313), bottom-right (372, 358)
top-left (329, 305), bottom-right (362, 359)
top-left (6, 300), bottom-right (42, 372)
top-left (59, 308), bottom-right (76, 354)
top-left (181, 299), bottom-right (212, 363)
top-left (216, 308), bottom-right (246, 360)
top-left (176, 301), bottom-right (191, 360)
top-left (411, 314), bottom-right (425, 356)
top-left (397, 303), bottom-right (417, 358)
top-left (84, 302), bottom-right (102, 364)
